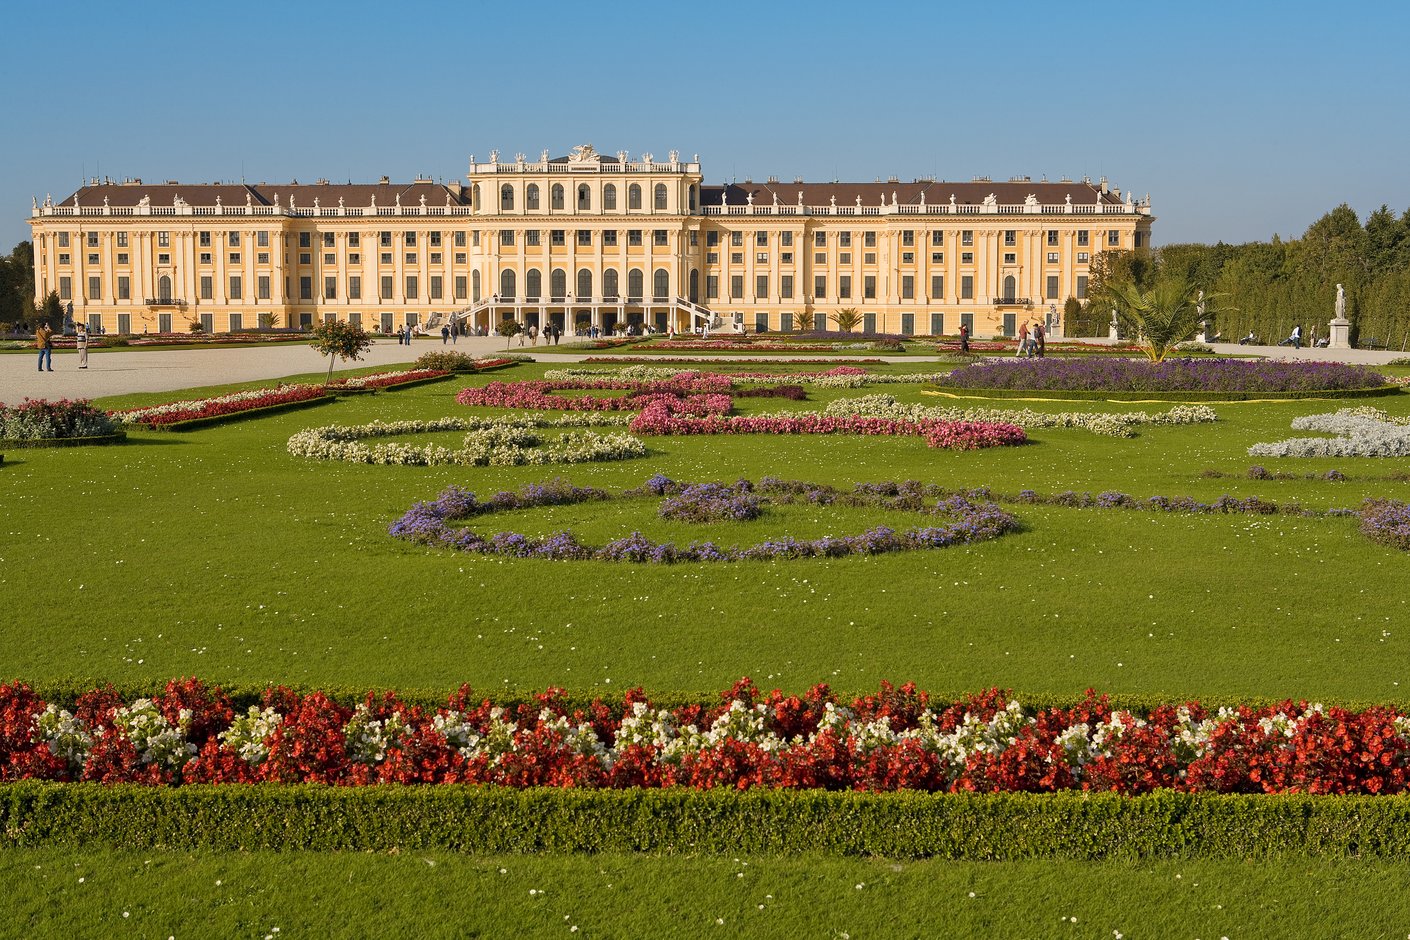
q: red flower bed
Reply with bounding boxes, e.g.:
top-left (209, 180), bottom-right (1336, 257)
top-left (329, 369), bottom-right (449, 390)
top-left (114, 384), bottom-right (327, 427)
top-left (8, 678), bottom-right (1410, 794)
top-left (456, 375), bottom-right (732, 412)
top-left (125, 332), bottom-right (314, 347)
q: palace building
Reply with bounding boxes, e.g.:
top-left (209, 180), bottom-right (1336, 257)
top-left (28, 145), bottom-right (1154, 337)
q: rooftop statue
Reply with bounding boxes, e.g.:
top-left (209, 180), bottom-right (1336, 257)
top-left (569, 143), bottom-right (597, 163)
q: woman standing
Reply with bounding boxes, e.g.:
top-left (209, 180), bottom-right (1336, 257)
top-left (76, 323), bottom-right (89, 369)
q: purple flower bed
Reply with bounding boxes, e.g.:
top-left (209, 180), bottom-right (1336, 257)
top-left (389, 476), bottom-right (1018, 564)
top-left (1361, 499), bottom-right (1410, 551)
top-left (658, 482), bottom-right (763, 523)
top-left (936, 358), bottom-right (1388, 393)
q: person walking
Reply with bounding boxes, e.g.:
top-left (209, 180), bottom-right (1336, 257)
top-left (1015, 321), bottom-right (1029, 357)
top-left (36, 322), bottom-right (54, 371)
top-left (959, 322), bottom-right (970, 353)
top-left (451, 322), bottom-right (459, 345)
top-left (76, 323), bottom-right (89, 369)
top-left (441, 324), bottom-right (450, 345)
top-left (1032, 320), bottom-right (1045, 358)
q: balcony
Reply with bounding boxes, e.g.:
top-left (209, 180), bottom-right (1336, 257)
top-left (144, 297), bottom-right (186, 307)
top-left (993, 297), bottom-right (1032, 307)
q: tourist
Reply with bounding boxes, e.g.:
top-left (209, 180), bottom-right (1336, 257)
top-left (959, 323), bottom-right (970, 353)
top-left (441, 324), bottom-right (450, 345)
top-left (36, 322), bottom-right (54, 371)
top-left (1015, 321), bottom-right (1029, 357)
top-left (552, 325), bottom-right (561, 345)
top-left (1032, 321), bottom-right (1045, 358)
top-left (75, 323), bottom-right (89, 369)
top-left (1278, 324), bottom-right (1302, 350)
top-left (529, 325), bottom-right (539, 346)
top-left (451, 322), bottom-right (459, 345)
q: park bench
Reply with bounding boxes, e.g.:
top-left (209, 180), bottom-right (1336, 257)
top-left (1359, 337), bottom-right (1388, 350)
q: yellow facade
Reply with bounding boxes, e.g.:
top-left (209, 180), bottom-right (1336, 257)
top-left (29, 145), bottom-right (1154, 337)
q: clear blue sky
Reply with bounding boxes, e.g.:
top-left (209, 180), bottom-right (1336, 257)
top-left (3, 0), bottom-right (1407, 252)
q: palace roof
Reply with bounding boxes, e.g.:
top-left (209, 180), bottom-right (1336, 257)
top-left (701, 180), bottom-right (1118, 208)
top-left (56, 181), bottom-right (468, 209)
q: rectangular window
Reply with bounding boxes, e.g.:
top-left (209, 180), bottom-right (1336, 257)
top-left (864, 276), bottom-right (876, 300)
top-left (730, 275), bottom-right (743, 299)
top-left (901, 275), bottom-right (914, 300)
top-left (707, 231), bottom-right (719, 247)
top-left (229, 313), bottom-right (243, 331)
top-left (258, 275), bottom-right (271, 300)
top-left (1077, 251), bottom-right (1090, 263)
top-left (299, 232), bottom-right (311, 248)
top-left (86, 253), bottom-right (98, 265)
top-left (688, 231), bottom-right (697, 247)
top-left (931, 252), bottom-right (943, 263)
top-left (930, 313), bottom-right (944, 335)
top-left (864, 232), bottom-right (877, 248)
top-left (525, 230), bottom-right (541, 246)
top-left (902, 230), bottom-right (915, 247)
top-left (257, 231), bottom-right (270, 247)
top-left (1077, 230), bottom-right (1089, 246)
top-left (961, 230), bottom-right (973, 246)
top-left (732, 232), bottom-right (745, 247)
top-left (454, 252), bottom-right (466, 264)
top-left (58, 254), bottom-right (69, 265)
top-left (706, 275), bottom-right (719, 299)
top-left (118, 253), bottom-right (128, 264)
top-left (550, 230), bottom-right (565, 246)
top-left (1108, 231), bottom-right (1121, 247)
top-left (838, 232), bottom-right (852, 248)
top-left (780, 275), bottom-right (793, 299)
top-left (780, 231), bottom-right (793, 247)
top-left (814, 252), bottom-right (826, 264)
top-left (500, 231), bottom-right (515, 246)
top-left (754, 312), bottom-right (768, 332)
top-left (405, 253), bottom-right (416, 265)
top-left (229, 253), bottom-right (240, 265)
top-left (404, 232), bottom-right (416, 246)
top-left (448, 231), bottom-right (463, 247)
top-left (58, 232), bottom-right (71, 248)
top-left (454, 275), bottom-right (467, 300)
top-left (87, 276), bottom-right (100, 298)
top-left (1004, 253), bottom-right (1016, 264)
top-left (864, 313), bottom-right (877, 333)
top-left (931, 274), bottom-right (944, 298)
top-left (839, 253), bottom-right (851, 264)
top-left (300, 253), bottom-right (312, 265)
top-left (707, 253), bottom-right (719, 264)
top-left (258, 252), bottom-right (270, 264)
top-left (323, 253), bottom-right (335, 265)
top-left (781, 252), bottom-right (793, 263)
top-left (429, 232), bottom-right (441, 247)
top-left (731, 253), bottom-right (744, 264)
top-left (1046, 275), bottom-right (1060, 299)
top-left (1047, 252), bottom-right (1059, 264)
top-left (299, 276), bottom-right (312, 300)
top-left (838, 276), bottom-right (851, 299)
top-left (200, 276), bottom-right (213, 300)
top-left (1077, 275), bottom-right (1089, 299)
top-left (577, 230), bottom-right (591, 246)
top-left (157, 253), bottom-right (170, 265)
top-left (347, 232), bottom-right (360, 248)
top-left (157, 232), bottom-right (170, 247)
top-left (229, 276), bottom-right (241, 300)
top-left (901, 252), bottom-right (914, 264)
top-left (653, 229), bottom-right (667, 246)
top-left (961, 275), bottom-right (974, 300)
top-left (348, 276), bottom-right (360, 300)
top-left (117, 232), bottom-right (128, 248)
top-left (1047, 230), bottom-right (1059, 246)
top-left (58, 277), bottom-right (71, 300)
top-left (603, 230), bottom-right (617, 246)
top-left (814, 275), bottom-right (825, 299)
top-left (755, 275), bottom-right (768, 299)
top-left (961, 252), bottom-right (974, 264)
top-left (780, 312), bottom-right (793, 331)
top-left (1004, 230), bottom-right (1016, 247)
top-left (380, 276), bottom-right (393, 299)
top-left (756, 231), bottom-right (768, 246)
top-left (628, 230), bottom-right (642, 246)
top-left (1003, 313), bottom-right (1016, 337)
top-left (901, 313), bottom-right (914, 335)
top-left (317, 232), bottom-right (331, 249)
top-left (931, 230), bottom-right (944, 246)
top-left (430, 275), bottom-right (443, 300)
top-left (405, 275), bottom-right (418, 299)
top-left (814, 231), bottom-right (826, 247)
top-left (324, 277), bottom-right (337, 299)
top-left (117, 276), bottom-right (130, 300)
top-left (756, 252), bottom-right (768, 264)
top-left (199, 231), bottom-right (212, 247)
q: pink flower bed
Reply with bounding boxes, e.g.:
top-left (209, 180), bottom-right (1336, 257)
top-left (628, 400), bottom-right (1025, 450)
top-left (584, 357), bottom-right (886, 365)
top-left (456, 375), bottom-right (732, 412)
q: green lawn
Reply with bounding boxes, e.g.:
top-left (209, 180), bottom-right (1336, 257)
top-left (4, 360), bottom-right (1410, 934)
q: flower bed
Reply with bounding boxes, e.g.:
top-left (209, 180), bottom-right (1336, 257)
top-left (287, 414), bottom-right (644, 467)
top-left (456, 375), bottom-right (733, 414)
top-left (628, 400), bottom-right (1026, 450)
top-left (328, 369), bottom-right (451, 391)
top-left (582, 357), bottom-right (886, 366)
top-left (10, 677), bottom-right (1410, 795)
top-left (1362, 500), bottom-right (1410, 551)
top-left (123, 332), bottom-right (315, 347)
top-left (0, 398), bottom-right (120, 444)
top-left (833, 393), bottom-right (1218, 438)
top-left (934, 358), bottom-right (1391, 395)
top-left (390, 476), bottom-right (1018, 563)
top-left (1249, 407), bottom-right (1410, 458)
top-left (115, 384), bottom-right (330, 429)
top-left (413, 351), bottom-right (526, 373)
top-left (544, 365), bottom-right (957, 389)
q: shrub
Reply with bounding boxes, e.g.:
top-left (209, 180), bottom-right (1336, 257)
top-left (0, 399), bottom-right (117, 440)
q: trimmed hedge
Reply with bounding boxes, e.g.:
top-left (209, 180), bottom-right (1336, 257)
top-left (0, 432), bottom-right (126, 448)
top-left (134, 394), bottom-right (334, 431)
top-left (6, 783), bottom-right (1410, 859)
top-left (923, 384), bottom-right (1404, 402)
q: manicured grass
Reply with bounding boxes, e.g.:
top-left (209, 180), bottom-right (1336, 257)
top-left (4, 847), bottom-right (1410, 938)
top-left (1, 362), bottom-right (1406, 702)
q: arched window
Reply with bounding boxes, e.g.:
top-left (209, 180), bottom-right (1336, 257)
top-left (526, 184), bottom-right (540, 211)
top-left (577, 184), bottom-right (591, 211)
top-left (628, 184), bottom-right (642, 210)
top-left (654, 183), bottom-right (668, 211)
top-left (499, 269), bottom-right (516, 299)
top-left (603, 268), bottom-right (619, 299)
top-left (1002, 275), bottom-right (1017, 302)
top-left (603, 184), bottom-right (617, 211)
top-left (689, 269), bottom-right (699, 302)
top-left (472, 270), bottom-right (481, 302)
top-left (551, 184), bottom-right (564, 210)
top-left (157, 275), bottom-right (172, 302)
top-left (576, 268), bottom-right (593, 300)
top-left (525, 269), bottom-right (542, 300)
top-left (627, 269), bottom-right (643, 300)
top-left (500, 184), bottom-right (514, 211)
top-left (551, 268), bottom-right (567, 299)
top-left (688, 185), bottom-right (698, 212)
top-left (653, 268), bottom-right (669, 300)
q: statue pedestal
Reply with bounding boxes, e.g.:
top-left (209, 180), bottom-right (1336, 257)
top-left (1329, 317), bottom-right (1351, 349)
top-left (1108, 323), bottom-right (1120, 342)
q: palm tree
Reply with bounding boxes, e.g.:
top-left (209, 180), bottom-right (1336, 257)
top-left (831, 308), bottom-right (862, 333)
top-left (1107, 276), bottom-right (1223, 362)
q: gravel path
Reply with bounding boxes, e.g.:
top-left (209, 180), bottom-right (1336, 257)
top-left (1, 336), bottom-right (1403, 403)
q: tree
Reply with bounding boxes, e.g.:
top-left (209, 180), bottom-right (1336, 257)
top-left (496, 317), bottom-right (523, 350)
top-left (36, 290), bottom-right (63, 330)
top-left (831, 308), bottom-right (862, 333)
top-left (0, 241), bottom-right (35, 329)
top-left (1062, 296), bottom-right (1082, 334)
top-left (309, 319), bottom-right (374, 386)
top-left (1107, 276), bottom-right (1222, 363)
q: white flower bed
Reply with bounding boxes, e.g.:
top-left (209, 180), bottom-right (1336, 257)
top-left (287, 413), bottom-right (645, 466)
top-left (1249, 407), bottom-right (1410, 458)
top-left (117, 385), bottom-right (313, 425)
top-left (822, 393), bottom-right (1217, 438)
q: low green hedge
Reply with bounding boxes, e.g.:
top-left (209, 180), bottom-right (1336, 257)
top-left (134, 394), bottom-right (334, 431)
top-left (922, 383), bottom-right (1403, 402)
top-left (6, 784), bottom-right (1410, 859)
top-left (0, 432), bottom-right (127, 448)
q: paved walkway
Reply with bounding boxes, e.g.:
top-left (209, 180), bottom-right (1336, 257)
top-left (2, 337), bottom-right (1404, 403)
